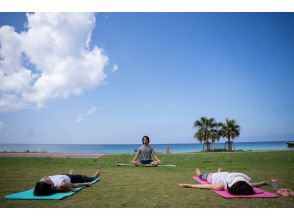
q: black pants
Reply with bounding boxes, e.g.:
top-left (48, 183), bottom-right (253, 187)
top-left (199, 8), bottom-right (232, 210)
top-left (64, 174), bottom-right (96, 183)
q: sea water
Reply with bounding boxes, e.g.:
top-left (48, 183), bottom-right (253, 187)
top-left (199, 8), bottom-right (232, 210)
top-left (0, 141), bottom-right (292, 154)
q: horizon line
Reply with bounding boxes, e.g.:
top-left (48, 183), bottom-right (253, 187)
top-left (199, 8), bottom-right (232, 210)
top-left (0, 140), bottom-right (292, 145)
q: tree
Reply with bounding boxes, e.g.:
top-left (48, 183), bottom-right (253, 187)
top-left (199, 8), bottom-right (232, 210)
top-left (193, 117), bottom-right (220, 152)
top-left (220, 118), bottom-right (240, 151)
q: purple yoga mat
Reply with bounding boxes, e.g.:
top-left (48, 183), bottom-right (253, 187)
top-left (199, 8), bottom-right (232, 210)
top-left (192, 176), bottom-right (278, 198)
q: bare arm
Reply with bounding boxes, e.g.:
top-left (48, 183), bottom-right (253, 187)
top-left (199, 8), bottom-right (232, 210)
top-left (179, 183), bottom-right (225, 190)
top-left (131, 154), bottom-right (139, 163)
top-left (152, 152), bottom-right (160, 163)
top-left (252, 181), bottom-right (269, 187)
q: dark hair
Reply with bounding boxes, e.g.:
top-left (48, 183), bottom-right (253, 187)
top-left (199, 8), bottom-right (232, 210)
top-left (142, 136), bottom-right (150, 144)
top-left (34, 181), bottom-right (55, 196)
top-left (227, 181), bottom-right (255, 195)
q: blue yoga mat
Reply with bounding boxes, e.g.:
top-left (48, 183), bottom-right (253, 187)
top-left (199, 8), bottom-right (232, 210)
top-left (4, 178), bottom-right (100, 200)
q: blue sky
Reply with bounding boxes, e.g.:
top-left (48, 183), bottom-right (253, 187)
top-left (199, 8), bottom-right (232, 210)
top-left (0, 13), bottom-right (293, 144)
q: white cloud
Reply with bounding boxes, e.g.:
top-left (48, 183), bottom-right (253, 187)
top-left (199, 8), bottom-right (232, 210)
top-left (0, 121), bottom-right (8, 130)
top-left (87, 106), bottom-right (97, 114)
top-left (112, 64), bottom-right (118, 73)
top-left (75, 114), bottom-right (84, 123)
top-left (75, 106), bottom-right (98, 123)
top-left (27, 128), bottom-right (41, 136)
top-left (0, 13), bottom-right (109, 112)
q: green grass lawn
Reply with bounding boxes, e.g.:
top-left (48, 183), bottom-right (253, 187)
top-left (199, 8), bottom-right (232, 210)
top-left (0, 151), bottom-right (293, 207)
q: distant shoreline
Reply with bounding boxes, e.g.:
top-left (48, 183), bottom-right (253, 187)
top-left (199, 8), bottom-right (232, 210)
top-left (0, 150), bottom-right (293, 158)
top-left (0, 152), bottom-right (105, 158)
top-left (0, 140), bottom-right (292, 145)
top-left (0, 141), bottom-right (291, 155)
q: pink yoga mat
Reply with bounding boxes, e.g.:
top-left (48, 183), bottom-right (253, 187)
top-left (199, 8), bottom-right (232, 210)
top-left (192, 176), bottom-right (278, 198)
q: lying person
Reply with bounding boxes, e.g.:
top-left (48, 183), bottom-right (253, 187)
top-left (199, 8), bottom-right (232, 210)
top-left (178, 167), bottom-right (268, 195)
top-left (131, 136), bottom-right (161, 167)
top-left (34, 169), bottom-right (101, 196)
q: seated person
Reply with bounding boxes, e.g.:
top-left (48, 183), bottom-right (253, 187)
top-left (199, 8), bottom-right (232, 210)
top-left (34, 169), bottom-right (101, 196)
top-left (178, 167), bottom-right (268, 195)
top-left (131, 136), bottom-right (161, 167)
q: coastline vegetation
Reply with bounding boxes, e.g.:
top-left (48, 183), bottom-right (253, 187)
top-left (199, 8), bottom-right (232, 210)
top-left (194, 117), bottom-right (241, 152)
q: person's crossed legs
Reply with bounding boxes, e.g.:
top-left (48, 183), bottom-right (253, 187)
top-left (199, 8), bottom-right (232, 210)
top-left (150, 161), bottom-right (160, 167)
top-left (131, 160), bottom-right (159, 167)
top-left (131, 160), bottom-right (143, 166)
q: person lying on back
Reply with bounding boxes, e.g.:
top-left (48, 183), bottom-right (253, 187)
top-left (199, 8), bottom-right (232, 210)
top-left (33, 169), bottom-right (101, 196)
top-left (131, 136), bottom-right (161, 167)
top-left (178, 167), bottom-right (268, 195)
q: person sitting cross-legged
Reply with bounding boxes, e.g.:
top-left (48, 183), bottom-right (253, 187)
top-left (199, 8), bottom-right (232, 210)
top-left (130, 136), bottom-right (161, 167)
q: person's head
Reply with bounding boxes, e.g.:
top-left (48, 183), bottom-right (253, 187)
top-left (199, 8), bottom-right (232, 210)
top-left (142, 136), bottom-right (150, 145)
top-left (40, 176), bottom-right (52, 184)
top-left (227, 181), bottom-right (255, 195)
top-left (34, 177), bottom-right (55, 196)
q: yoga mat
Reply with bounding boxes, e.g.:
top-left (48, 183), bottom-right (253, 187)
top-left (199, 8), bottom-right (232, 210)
top-left (117, 163), bottom-right (176, 167)
top-left (192, 176), bottom-right (278, 198)
top-left (4, 178), bottom-right (100, 200)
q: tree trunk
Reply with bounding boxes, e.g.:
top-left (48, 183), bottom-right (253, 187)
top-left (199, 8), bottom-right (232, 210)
top-left (227, 137), bottom-right (232, 151)
top-left (203, 140), bottom-right (209, 152)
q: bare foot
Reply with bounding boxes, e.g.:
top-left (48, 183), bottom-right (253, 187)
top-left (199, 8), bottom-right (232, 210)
top-left (93, 169), bottom-right (101, 178)
top-left (218, 168), bottom-right (223, 172)
top-left (150, 161), bottom-right (159, 167)
top-left (131, 161), bottom-right (142, 167)
top-left (195, 168), bottom-right (201, 176)
top-left (69, 169), bottom-right (74, 174)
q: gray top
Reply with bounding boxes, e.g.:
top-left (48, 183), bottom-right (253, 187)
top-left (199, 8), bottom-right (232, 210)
top-left (136, 145), bottom-right (155, 161)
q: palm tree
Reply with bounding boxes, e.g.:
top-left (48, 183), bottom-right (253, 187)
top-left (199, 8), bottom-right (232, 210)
top-left (193, 117), bottom-right (221, 152)
top-left (220, 118), bottom-right (240, 151)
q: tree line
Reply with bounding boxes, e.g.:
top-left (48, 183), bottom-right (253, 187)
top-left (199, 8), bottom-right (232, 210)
top-left (193, 117), bottom-right (240, 152)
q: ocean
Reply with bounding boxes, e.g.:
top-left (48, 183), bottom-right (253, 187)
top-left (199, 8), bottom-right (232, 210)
top-left (0, 141), bottom-right (292, 154)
